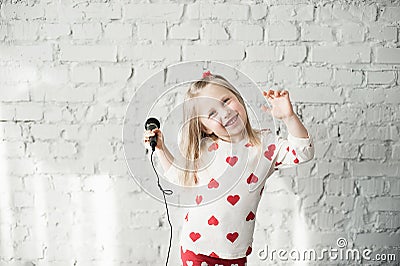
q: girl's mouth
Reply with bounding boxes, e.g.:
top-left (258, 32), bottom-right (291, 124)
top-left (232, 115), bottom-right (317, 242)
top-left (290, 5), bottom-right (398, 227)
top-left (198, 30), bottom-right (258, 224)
top-left (224, 114), bottom-right (239, 127)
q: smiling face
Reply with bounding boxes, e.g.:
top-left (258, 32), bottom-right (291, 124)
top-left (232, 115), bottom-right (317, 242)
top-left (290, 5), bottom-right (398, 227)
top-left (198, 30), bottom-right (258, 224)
top-left (196, 83), bottom-right (248, 143)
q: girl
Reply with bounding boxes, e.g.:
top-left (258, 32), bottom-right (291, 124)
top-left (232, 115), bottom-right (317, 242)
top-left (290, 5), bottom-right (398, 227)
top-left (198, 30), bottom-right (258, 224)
top-left (144, 72), bottom-right (314, 266)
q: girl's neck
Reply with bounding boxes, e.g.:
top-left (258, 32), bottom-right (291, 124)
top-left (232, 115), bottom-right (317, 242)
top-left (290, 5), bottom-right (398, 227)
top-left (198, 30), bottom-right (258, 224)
top-left (218, 131), bottom-right (247, 144)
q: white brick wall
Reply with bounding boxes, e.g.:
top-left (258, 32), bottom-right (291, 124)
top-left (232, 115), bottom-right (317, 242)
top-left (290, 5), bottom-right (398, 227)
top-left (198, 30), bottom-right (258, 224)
top-left (0, 0), bottom-right (399, 265)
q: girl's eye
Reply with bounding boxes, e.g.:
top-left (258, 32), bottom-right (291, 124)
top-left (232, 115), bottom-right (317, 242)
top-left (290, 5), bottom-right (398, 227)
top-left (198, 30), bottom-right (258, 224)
top-left (208, 111), bottom-right (216, 118)
top-left (223, 98), bottom-right (230, 105)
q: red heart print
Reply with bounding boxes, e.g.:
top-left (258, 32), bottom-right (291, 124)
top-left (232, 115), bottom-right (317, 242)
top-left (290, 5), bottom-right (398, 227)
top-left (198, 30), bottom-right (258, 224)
top-left (246, 211), bottom-right (255, 221)
top-left (195, 195), bottom-right (202, 205)
top-left (208, 178), bottom-right (219, 189)
top-left (185, 212), bottom-right (188, 222)
top-left (286, 146), bottom-right (290, 152)
top-left (209, 252), bottom-right (219, 258)
top-left (246, 246), bottom-right (252, 256)
top-left (208, 142), bottom-right (218, 152)
top-left (189, 232), bottom-right (201, 242)
top-left (226, 156), bottom-right (238, 166)
top-left (246, 173), bottom-right (258, 184)
top-left (264, 144), bottom-right (276, 160)
top-left (227, 195), bottom-right (240, 206)
top-left (292, 149), bottom-right (297, 156)
top-left (245, 143), bottom-right (253, 147)
top-left (226, 232), bottom-right (239, 243)
top-left (294, 158), bottom-right (299, 164)
top-left (208, 215), bottom-right (219, 226)
top-left (275, 161), bottom-right (282, 166)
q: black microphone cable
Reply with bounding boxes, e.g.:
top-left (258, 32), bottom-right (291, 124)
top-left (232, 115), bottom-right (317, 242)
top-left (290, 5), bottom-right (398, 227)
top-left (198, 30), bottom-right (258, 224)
top-left (149, 148), bottom-right (173, 266)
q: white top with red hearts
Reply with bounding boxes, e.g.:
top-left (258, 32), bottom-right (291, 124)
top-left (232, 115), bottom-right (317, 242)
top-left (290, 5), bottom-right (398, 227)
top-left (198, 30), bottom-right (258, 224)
top-left (164, 129), bottom-right (314, 259)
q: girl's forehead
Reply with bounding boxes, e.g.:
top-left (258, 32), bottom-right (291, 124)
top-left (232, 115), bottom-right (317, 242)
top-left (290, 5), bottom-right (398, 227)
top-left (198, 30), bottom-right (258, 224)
top-left (197, 83), bottom-right (232, 98)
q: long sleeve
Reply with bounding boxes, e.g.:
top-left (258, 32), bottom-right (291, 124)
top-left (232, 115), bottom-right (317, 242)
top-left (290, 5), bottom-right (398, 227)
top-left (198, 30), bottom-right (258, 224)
top-left (272, 132), bottom-right (314, 169)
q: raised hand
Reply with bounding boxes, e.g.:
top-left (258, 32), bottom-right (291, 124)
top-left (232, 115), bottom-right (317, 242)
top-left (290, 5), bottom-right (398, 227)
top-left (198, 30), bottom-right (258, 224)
top-left (261, 89), bottom-right (295, 121)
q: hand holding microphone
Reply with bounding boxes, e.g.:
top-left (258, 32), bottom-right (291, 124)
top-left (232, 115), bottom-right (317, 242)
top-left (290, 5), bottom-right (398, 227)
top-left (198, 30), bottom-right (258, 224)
top-left (144, 117), bottom-right (164, 152)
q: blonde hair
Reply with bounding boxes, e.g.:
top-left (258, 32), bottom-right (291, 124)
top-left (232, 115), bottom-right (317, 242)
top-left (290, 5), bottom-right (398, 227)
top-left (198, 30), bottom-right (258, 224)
top-left (179, 74), bottom-right (261, 186)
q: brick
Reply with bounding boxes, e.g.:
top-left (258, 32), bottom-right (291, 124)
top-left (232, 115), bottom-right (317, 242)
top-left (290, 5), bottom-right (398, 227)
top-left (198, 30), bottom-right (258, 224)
top-left (44, 3), bottom-right (84, 23)
top-left (71, 65), bottom-right (100, 83)
top-left (301, 25), bottom-right (333, 41)
top-left (296, 178), bottom-right (323, 195)
top-left (311, 46), bottom-right (370, 64)
top-left (303, 67), bottom-right (332, 84)
top-left (334, 69), bottom-right (362, 85)
top-left (326, 177), bottom-right (354, 196)
top-left (211, 4), bottom-right (249, 20)
top-left (41, 65), bottom-right (69, 85)
top-left (334, 143), bottom-right (358, 159)
top-left (0, 141), bottom-right (25, 158)
top-left (202, 23), bottom-right (229, 40)
top-left (186, 2), bottom-right (200, 19)
top-left (0, 44), bottom-right (53, 61)
top-left (50, 141), bottom-right (77, 157)
top-left (39, 23), bottom-right (71, 40)
top-left (13, 191), bottom-right (34, 208)
top-left (317, 161), bottom-right (344, 176)
top-left (369, 197), bottom-right (400, 211)
top-left (0, 105), bottom-right (15, 120)
top-left (387, 177), bottom-right (400, 195)
top-left (338, 23), bottom-right (365, 42)
top-left (358, 177), bottom-right (385, 196)
top-left (7, 158), bottom-right (35, 176)
top-left (124, 4), bottom-right (184, 21)
top-left (379, 6), bottom-right (400, 22)
top-left (169, 22), bottom-right (200, 40)
top-left (26, 141), bottom-right (50, 159)
top-left (30, 124), bottom-right (62, 140)
top-left (83, 3), bottom-right (122, 20)
top-left (231, 24), bottom-right (263, 41)
top-left (316, 211), bottom-right (346, 230)
top-left (368, 24), bottom-right (397, 41)
top-left (367, 71), bottom-right (395, 84)
top-left (268, 4), bottom-right (314, 21)
top-left (0, 22), bottom-right (7, 41)
top-left (1, 3), bottom-right (45, 20)
top-left (60, 45), bottom-right (117, 62)
top-left (0, 64), bottom-right (38, 84)
top-left (72, 23), bottom-right (102, 40)
top-left (325, 196), bottom-right (354, 211)
top-left (238, 62), bottom-right (270, 83)
top-left (266, 21), bottom-right (298, 41)
top-left (103, 22), bottom-right (132, 40)
top-left (15, 103), bottom-right (43, 121)
top-left (376, 213), bottom-right (400, 229)
top-left (36, 159), bottom-right (94, 174)
top-left (119, 45), bottom-right (180, 62)
top-left (246, 46), bottom-right (283, 62)
top-left (350, 162), bottom-right (399, 177)
top-left (251, 4), bottom-right (268, 20)
top-left (290, 86), bottom-right (343, 103)
top-left (375, 48), bottom-right (400, 64)
top-left (0, 85), bottom-right (30, 102)
top-left (365, 105), bottom-right (393, 124)
top-left (183, 45), bottom-right (244, 61)
top-left (317, 4), bottom-right (377, 22)
top-left (137, 22), bottom-right (166, 41)
top-left (98, 159), bottom-right (129, 176)
top-left (284, 46), bottom-right (306, 63)
top-left (102, 65), bottom-right (132, 83)
top-left (8, 21), bottom-right (40, 41)
top-left (360, 143), bottom-right (386, 160)
top-left (273, 65), bottom-right (297, 84)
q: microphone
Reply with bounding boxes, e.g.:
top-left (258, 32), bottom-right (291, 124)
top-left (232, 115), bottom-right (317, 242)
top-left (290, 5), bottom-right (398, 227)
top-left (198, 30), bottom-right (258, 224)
top-left (145, 117), bottom-right (160, 151)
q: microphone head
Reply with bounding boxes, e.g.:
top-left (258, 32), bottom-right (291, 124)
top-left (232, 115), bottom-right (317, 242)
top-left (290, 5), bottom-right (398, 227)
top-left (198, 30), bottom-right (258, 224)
top-left (145, 117), bottom-right (160, 130)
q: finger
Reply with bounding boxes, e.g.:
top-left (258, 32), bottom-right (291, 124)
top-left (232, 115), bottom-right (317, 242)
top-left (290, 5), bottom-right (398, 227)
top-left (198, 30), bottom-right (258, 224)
top-left (274, 90), bottom-right (280, 97)
top-left (264, 90), bottom-right (274, 99)
top-left (282, 90), bottom-right (289, 97)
